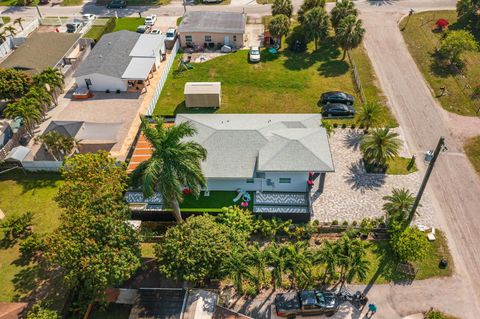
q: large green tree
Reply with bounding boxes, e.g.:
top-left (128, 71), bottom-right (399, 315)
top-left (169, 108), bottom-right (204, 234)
top-left (457, 0), bottom-right (480, 30)
top-left (268, 14), bottom-right (291, 48)
top-left (298, 0), bottom-right (325, 24)
top-left (155, 214), bottom-right (235, 283)
top-left (0, 68), bottom-right (31, 101)
top-left (383, 188), bottom-right (416, 224)
top-left (47, 152), bottom-right (141, 311)
top-left (360, 128), bottom-right (402, 166)
top-left (272, 0), bottom-right (293, 18)
top-left (335, 14), bottom-right (365, 60)
top-left (35, 131), bottom-right (77, 161)
top-left (331, 0), bottom-right (357, 30)
top-left (3, 97), bottom-right (43, 137)
top-left (131, 116), bottom-right (207, 223)
top-left (301, 7), bottom-right (330, 50)
top-left (390, 225), bottom-right (429, 263)
top-left (438, 30), bottom-right (478, 66)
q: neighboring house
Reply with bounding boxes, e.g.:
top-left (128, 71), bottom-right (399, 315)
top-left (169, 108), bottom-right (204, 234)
top-left (178, 11), bottom-right (246, 49)
top-left (0, 31), bottom-right (92, 78)
top-left (0, 120), bottom-right (13, 149)
top-left (74, 30), bottom-right (166, 92)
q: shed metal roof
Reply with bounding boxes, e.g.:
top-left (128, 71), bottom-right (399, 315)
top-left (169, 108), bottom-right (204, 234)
top-left (178, 11), bottom-right (246, 34)
top-left (184, 82), bottom-right (221, 95)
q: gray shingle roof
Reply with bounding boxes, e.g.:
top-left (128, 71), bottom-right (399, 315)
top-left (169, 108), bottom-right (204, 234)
top-left (178, 11), bottom-right (246, 34)
top-left (74, 30), bottom-right (140, 78)
top-left (175, 114), bottom-right (334, 178)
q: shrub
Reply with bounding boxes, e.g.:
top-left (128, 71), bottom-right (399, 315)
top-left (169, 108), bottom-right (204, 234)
top-left (390, 224), bottom-right (429, 262)
top-left (342, 220), bottom-right (349, 226)
top-left (351, 220), bottom-right (358, 226)
top-left (0, 211), bottom-right (34, 242)
top-left (359, 218), bottom-right (374, 238)
top-left (331, 220), bottom-right (339, 225)
top-left (244, 284), bottom-right (257, 297)
top-left (312, 219), bottom-right (320, 227)
top-left (350, 124), bottom-right (356, 129)
top-left (25, 304), bottom-right (60, 319)
top-left (217, 206), bottom-right (255, 237)
top-left (116, 89), bottom-right (121, 93)
top-left (19, 233), bottom-right (46, 262)
top-left (341, 123), bottom-right (347, 129)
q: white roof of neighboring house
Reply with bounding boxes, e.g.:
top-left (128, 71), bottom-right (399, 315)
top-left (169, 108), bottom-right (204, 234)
top-left (175, 114), bottom-right (334, 178)
top-left (178, 11), bottom-right (246, 34)
top-left (122, 57), bottom-right (156, 80)
top-left (130, 34), bottom-right (166, 57)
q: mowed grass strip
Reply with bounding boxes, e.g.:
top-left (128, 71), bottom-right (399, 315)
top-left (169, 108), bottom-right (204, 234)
top-left (464, 135), bottom-right (480, 176)
top-left (154, 38), bottom-right (396, 127)
top-left (400, 10), bottom-right (480, 116)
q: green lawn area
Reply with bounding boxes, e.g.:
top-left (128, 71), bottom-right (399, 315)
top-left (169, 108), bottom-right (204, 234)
top-left (400, 10), bottom-right (480, 116)
top-left (358, 230), bottom-right (453, 284)
top-left (464, 135), bottom-right (480, 176)
top-left (0, 16), bottom-right (11, 23)
top-left (113, 17), bottom-right (145, 32)
top-left (83, 25), bottom-right (107, 41)
top-left (386, 156), bottom-right (418, 175)
top-left (96, 0), bottom-right (170, 5)
top-left (179, 191), bottom-right (254, 212)
top-left (61, 0), bottom-right (82, 6)
top-left (154, 35), bottom-right (396, 128)
top-left (0, 170), bottom-right (62, 302)
top-left (0, 0), bottom-right (38, 5)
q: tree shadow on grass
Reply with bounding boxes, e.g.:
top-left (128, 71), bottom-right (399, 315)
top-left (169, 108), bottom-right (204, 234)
top-left (318, 60), bottom-right (350, 77)
top-left (172, 101), bottom-right (218, 115)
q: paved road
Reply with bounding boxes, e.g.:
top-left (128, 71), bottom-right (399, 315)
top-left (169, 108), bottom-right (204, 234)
top-left (2, 0), bottom-right (480, 317)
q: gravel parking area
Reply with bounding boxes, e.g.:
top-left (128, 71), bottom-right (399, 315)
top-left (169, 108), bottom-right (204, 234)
top-left (311, 129), bottom-right (435, 226)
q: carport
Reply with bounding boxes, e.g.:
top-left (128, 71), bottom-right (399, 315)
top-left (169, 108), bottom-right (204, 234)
top-left (122, 57), bottom-right (157, 93)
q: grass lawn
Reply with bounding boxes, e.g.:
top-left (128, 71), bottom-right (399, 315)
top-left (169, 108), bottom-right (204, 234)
top-left (96, 0), bottom-right (170, 4)
top-left (154, 35), bottom-right (396, 128)
top-left (464, 135), bottom-right (480, 176)
top-left (400, 10), bottom-right (480, 116)
top-left (180, 191), bottom-right (254, 212)
top-left (83, 25), bottom-right (107, 41)
top-left (0, 170), bottom-right (63, 302)
top-left (386, 156), bottom-right (418, 175)
top-left (0, 0), bottom-right (38, 5)
top-left (358, 230), bottom-right (453, 284)
top-left (0, 16), bottom-right (11, 23)
top-left (61, 0), bottom-right (82, 6)
top-left (113, 17), bottom-right (145, 32)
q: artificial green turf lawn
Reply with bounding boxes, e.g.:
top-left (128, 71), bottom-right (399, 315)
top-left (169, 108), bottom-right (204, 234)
top-left (154, 37), bottom-right (397, 128)
top-left (464, 135), bottom-right (480, 176)
top-left (0, 170), bottom-right (62, 302)
top-left (113, 17), bottom-right (145, 32)
top-left (400, 11), bottom-right (480, 116)
top-left (358, 230), bottom-right (453, 285)
top-left (386, 156), bottom-right (418, 175)
top-left (180, 191), bottom-right (254, 211)
top-left (83, 25), bottom-right (106, 41)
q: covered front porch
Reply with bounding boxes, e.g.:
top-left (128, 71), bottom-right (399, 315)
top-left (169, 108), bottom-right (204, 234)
top-left (123, 57), bottom-right (157, 93)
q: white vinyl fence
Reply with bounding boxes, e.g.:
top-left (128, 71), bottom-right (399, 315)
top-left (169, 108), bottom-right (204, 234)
top-left (22, 161), bottom-right (62, 172)
top-left (145, 39), bottom-right (180, 116)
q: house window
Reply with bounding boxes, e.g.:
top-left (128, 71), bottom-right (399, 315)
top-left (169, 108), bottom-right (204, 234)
top-left (205, 35), bottom-right (212, 42)
top-left (279, 178), bottom-right (291, 184)
top-left (233, 35), bottom-right (237, 42)
top-left (185, 35), bottom-right (192, 42)
top-left (246, 179), bottom-right (254, 184)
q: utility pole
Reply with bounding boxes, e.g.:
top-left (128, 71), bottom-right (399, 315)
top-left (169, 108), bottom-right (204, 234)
top-left (401, 8), bottom-right (415, 31)
top-left (35, 5), bottom-right (43, 19)
top-left (408, 137), bottom-right (446, 225)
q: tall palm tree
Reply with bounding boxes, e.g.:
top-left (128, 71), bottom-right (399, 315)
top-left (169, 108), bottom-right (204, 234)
top-left (33, 67), bottom-right (65, 105)
top-left (356, 101), bottom-right (383, 132)
top-left (298, 0), bottom-right (325, 24)
top-left (14, 17), bottom-right (24, 31)
top-left (272, 0), bottom-right (293, 18)
top-left (4, 26), bottom-right (17, 38)
top-left (335, 235), bottom-right (367, 284)
top-left (131, 116), bottom-right (207, 223)
top-left (0, 31), bottom-right (7, 44)
top-left (345, 248), bottom-right (369, 283)
top-left (318, 240), bottom-right (338, 283)
top-left (266, 243), bottom-right (287, 289)
top-left (383, 188), bottom-right (416, 224)
top-left (246, 244), bottom-right (267, 291)
top-left (302, 7), bottom-right (329, 51)
top-left (3, 98), bottom-right (43, 137)
top-left (25, 86), bottom-right (53, 117)
top-left (360, 128), bottom-right (402, 167)
top-left (36, 131), bottom-right (77, 161)
top-left (284, 242), bottom-right (311, 288)
top-left (221, 249), bottom-right (252, 294)
top-left (330, 0), bottom-right (357, 30)
top-left (268, 14), bottom-right (291, 48)
top-left (335, 15), bottom-right (365, 60)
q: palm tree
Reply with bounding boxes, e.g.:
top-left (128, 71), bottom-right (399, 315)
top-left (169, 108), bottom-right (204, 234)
top-left (335, 15), bottom-right (365, 60)
top-left (318, 241), bottom-right (338, 283)
top-left (268, 14), bottom-right (291, 48)
top-left (284, 242), bottom-right (311, 288)
top-left (272, 0), bottom-right (293, 18)
top-left (221, 249), bottom-right (252, 294)
top-left (33, 67), bottom-right (65, 105)
top-left (335, 235), bottom-right (367, 284)
top-left (330, 0), bottom-right (357, 30)
top-left (36, 131), bottom-right (77, 161)
top-left (266, 243), bottom-right (287, 289)
top-left (345, 248), bottom-right (369, 283)
top-left (25, 86), bottom-right (53, 117)
top-left (14, 17), bottom-right (24, 31)
top-left (360, 128), bottom-right (402, 167)
top-left (4, 26), bottom-right (17, 39)
top-left (383, 188), bottom-right (416, 224)
top-left (302, 7), bottom-right (329, 51)
top-left (356, 101), bottom-right (383, 132)
top-left (246, 244), bottom-right (267, 291)
top-left (131, 116), bottom-right (207, 223)
top-left (0, 31), bottom-right (7, 44)
top-left (3, 98), bottom-right (43, 137)
top-left (298, 0), bottom-right (325, 24)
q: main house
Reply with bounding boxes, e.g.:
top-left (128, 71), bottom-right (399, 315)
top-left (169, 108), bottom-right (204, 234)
top-left (74, 30), bottom-right (166, 92)
top-left (178, 11), bottom-right (246, 49)
top-left (126, 114), bottom-right (334, 221)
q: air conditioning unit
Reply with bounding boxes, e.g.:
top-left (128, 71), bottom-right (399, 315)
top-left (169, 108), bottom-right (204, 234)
top-left (204, 190), bottom-right (210, 197)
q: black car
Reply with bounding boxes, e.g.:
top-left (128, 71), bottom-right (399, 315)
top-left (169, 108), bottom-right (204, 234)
top-left (320, 91), bottom-right (354, 105)
top-left (322, 103), bottom-right (355, 118)
top-left (107, 0), bottom-right (127, 8)
top-left (275, 290), bottom-right (338, 317)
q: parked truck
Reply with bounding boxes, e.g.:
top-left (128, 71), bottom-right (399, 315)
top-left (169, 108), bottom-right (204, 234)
top-left (275, 290), bottom-right (338, 318)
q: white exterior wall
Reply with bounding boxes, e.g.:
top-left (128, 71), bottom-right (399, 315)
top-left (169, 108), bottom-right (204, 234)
top-left (75, 73), bottom-right (127, 92)
top-left (205, 172), bottom-right (309, 192)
